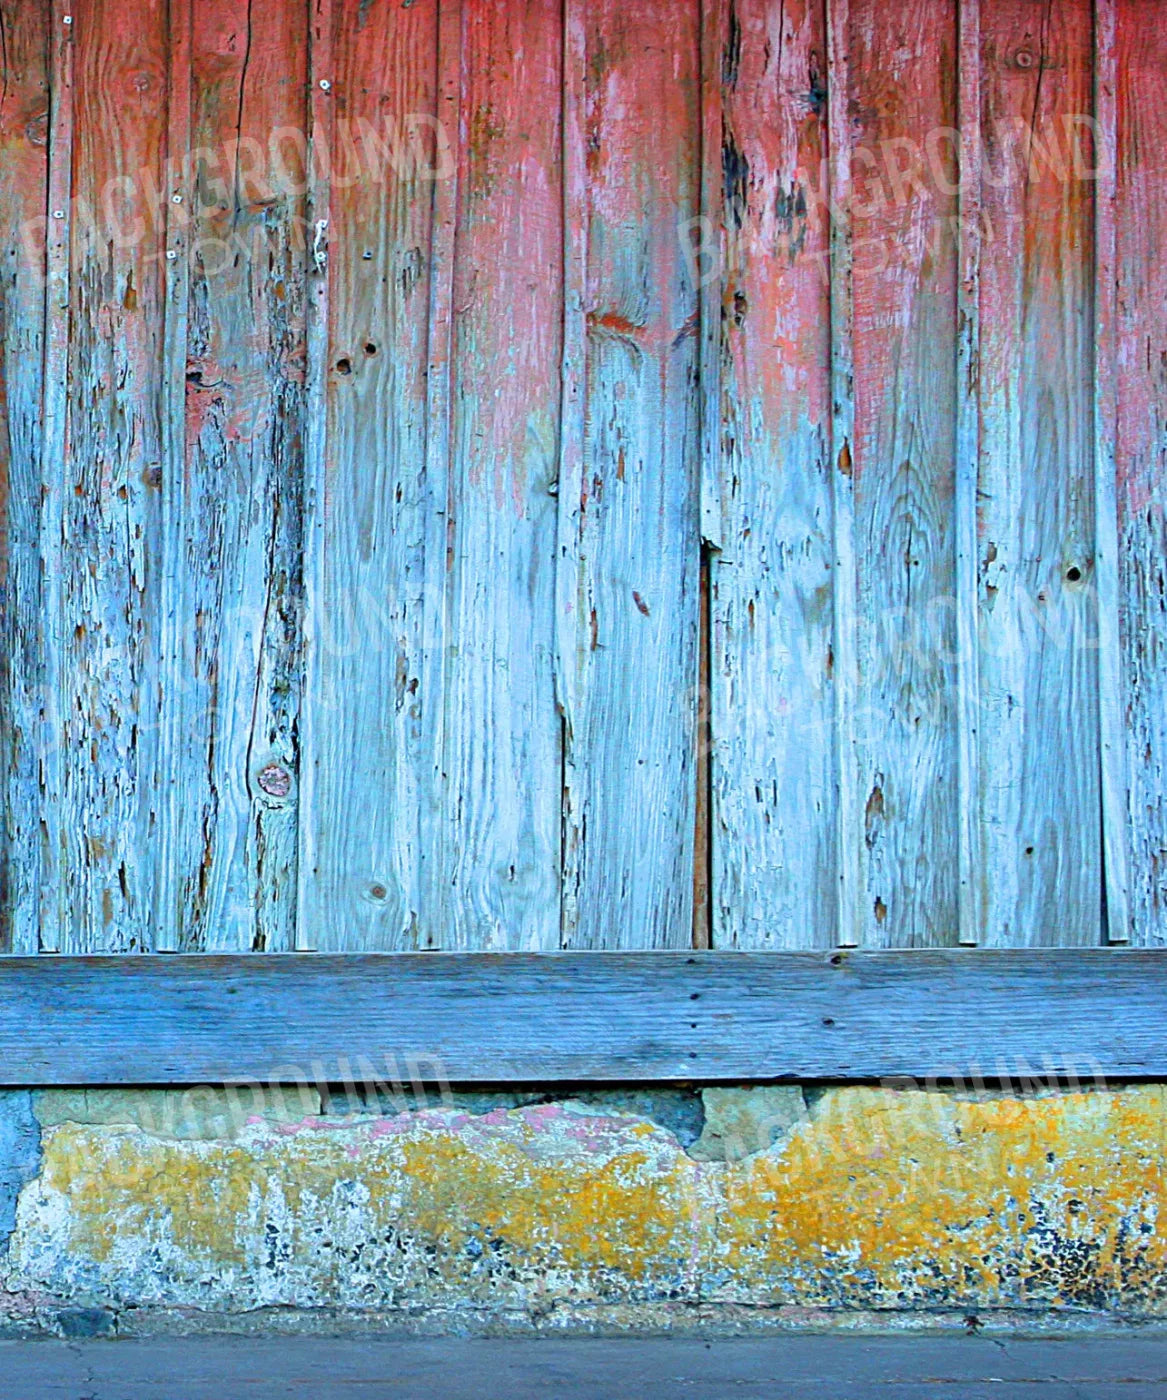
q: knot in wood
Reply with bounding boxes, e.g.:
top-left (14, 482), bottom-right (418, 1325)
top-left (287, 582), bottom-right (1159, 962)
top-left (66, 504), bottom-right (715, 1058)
top-left (257, 763), bottom-right (293, 799)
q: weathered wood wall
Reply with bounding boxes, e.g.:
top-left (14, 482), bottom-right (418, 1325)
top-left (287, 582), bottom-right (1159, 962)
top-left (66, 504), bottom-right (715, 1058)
top-left (1, 0), bottom-right (1164, 954)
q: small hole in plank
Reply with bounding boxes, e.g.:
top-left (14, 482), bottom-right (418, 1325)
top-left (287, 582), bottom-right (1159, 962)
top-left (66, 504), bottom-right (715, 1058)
top-left (365, 342), bottom-right (378, 356)
top-left (822, 1017), bottom-right (835, 1027)
top-left (689, 992), bottom-right (700, 1001)
top-left (336, 357), bottom-right (352, 375)
top-left (1066, 566), bottom-right (1082, 583)
top-left (1025, 846), bottom-right (1034, 856)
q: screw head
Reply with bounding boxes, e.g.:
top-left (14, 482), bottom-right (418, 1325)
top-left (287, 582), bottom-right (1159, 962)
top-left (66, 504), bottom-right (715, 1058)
top-left (319, 78), bottom-right (332, 91)
top-left (52, 209), bottom-right (65, 219)
top-left (171, 193), bottom-right (183, 204)
top-left (165, 249), bottom-right (177, 260)
top-left (63, 14), bottom-right (72, 23)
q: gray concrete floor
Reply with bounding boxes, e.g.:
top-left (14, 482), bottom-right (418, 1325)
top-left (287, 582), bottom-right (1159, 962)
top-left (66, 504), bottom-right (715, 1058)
top-left (0, 1335), bottom-right (1165, 1399)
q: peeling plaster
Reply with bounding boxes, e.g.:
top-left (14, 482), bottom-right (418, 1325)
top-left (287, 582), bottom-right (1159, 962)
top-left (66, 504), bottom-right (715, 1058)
top-left (2, 1085), bottom-right (1166, 1326)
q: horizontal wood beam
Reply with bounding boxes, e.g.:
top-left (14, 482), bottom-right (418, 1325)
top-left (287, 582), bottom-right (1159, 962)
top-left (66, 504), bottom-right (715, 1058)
top-left (2, 951), bottom-right (1165, 1085)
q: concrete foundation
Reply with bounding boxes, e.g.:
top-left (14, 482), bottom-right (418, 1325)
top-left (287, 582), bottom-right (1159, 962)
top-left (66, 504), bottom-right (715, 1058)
top-left (0, 1082), bottom-right (1163, 1335)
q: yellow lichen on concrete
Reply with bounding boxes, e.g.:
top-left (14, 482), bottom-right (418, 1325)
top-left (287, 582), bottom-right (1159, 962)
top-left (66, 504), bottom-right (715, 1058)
top-left (6, 1089), bottom-right (1167, 1317)
top-left (710, 1087), bottom-right (1167, 1311)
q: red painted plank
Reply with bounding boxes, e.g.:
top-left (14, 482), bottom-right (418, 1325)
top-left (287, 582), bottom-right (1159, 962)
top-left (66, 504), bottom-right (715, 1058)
top-left (299, 0), bottom-right (438, 950)
top-left (156, 0), bottom-right (310, 951)
top-left (0, 0), bottom-right (49, 952)
top-left (49, 0), bottom-right (169, 950)
top-left (1116, 0), bottom-right (1167, 945)
top-left (711, 0), bottom-right (836, 948)
top-left (849, 0), bottom-right (961, 947)
top-left (430, 0), bottom-right (564, 949)
top-left (978, 0), bottom-right (1100, 946)
top-left (561, 0), bottom-right (702, 949)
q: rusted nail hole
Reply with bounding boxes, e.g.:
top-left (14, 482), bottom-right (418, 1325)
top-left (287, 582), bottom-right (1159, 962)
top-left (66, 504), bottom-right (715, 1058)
top-left (257, 763), bottom-right (292, 799)
top-left (1014, 48), bottom-right (1035, 69)
top-left (143, 465), bottom-right (163, 488)
top-left (336, 357), bottom-right (352, 375)
top-left (365, 342), bottom-right (378, 356)
top-left (1066, 565), bottom-right (1082, 583)
top-left (369, 882), bottom-right (387, 901)
top-left (822, 1017), bottom-right (836, 1027)
top-left (829, 953), bottom-right (843, 966)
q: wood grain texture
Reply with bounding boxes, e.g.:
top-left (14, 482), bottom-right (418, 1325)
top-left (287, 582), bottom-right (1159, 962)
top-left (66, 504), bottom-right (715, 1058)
top-left (154, 0), bottom-right (192, 953)
top-left (555, 0), bottom-right (588, 944)
top-left (50, 0), bottom-right (168, 952)
top-left (560, 0), bottom-right (702, 949)
top-left (849, 0), bottom-right (960, 948)
top-left (297, 0), bottom-right (335, 950)
top-left (711, 0), bottom-right (837, 949)
top-left (1091, 0), bottom-right (1129, 943)
top-left (825, 0), bottom-right (861, 948)
top-left (430, 0), bottom-right (563, 949)
top-left (3, 0), bottom-right (1164, 960)
top-left (34, 0), bottom-right (73, 954)
top-left (956, 0), bottom-right (983, 944)
top-left (978, 0), bottom-right (1100, 946)
top-left (0, 948), bottom-right (1163, 1083)
top-left (0, 0), bottom-right (49, 953)
top-left (297, 0), bottom-right (436, 950)
top-left (156, 0), bottom-right (309, 952)
top-left (1115, 0), bottom-right (1167, 946)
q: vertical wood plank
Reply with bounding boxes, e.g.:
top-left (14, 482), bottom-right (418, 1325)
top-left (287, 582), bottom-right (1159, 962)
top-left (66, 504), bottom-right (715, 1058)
top-left (52, 0), bottom-right (168, 951)
top-left (711, 0), bottom-right (836, 949)
top-left (0, 0), bottom-right (50, 952)
top-left (297, 0), bottom-right (335, 951)
top-left (158, 0), bottom-right (310, 951)
top-left (36, 0), bottom-right (75, 952)
top-left (956, 0), bottom-right (983, 945)
top-left (415, 0), bottom-right (460, 947)
top-left (153, 0), bottom-right (191, 952)
top-left (849, 0), bottom-right (961, 948)
top-left (1115, 0), bottom-right (1167, 945)
top-left (692, 0), bottom-right (724, 951)
top-left (560, 0), bottom-right (702, 949)
top-left (826, 0), bottom-right (861, 947)
top-left (1091, 0), bottom-right (1129, 944)
top-left (978, 0), bottom-right (1099, 947)
top-left (556, 0), bottom-right (587, 945)
top-left (427, 0), bottom-right (563, 950)
top-left (298, 0), bottom-right (438, 951)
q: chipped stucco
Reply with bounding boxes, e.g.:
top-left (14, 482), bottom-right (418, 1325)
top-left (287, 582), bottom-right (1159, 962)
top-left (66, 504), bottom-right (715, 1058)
top-left (0, 1084), bottom-right (1164, 1327)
